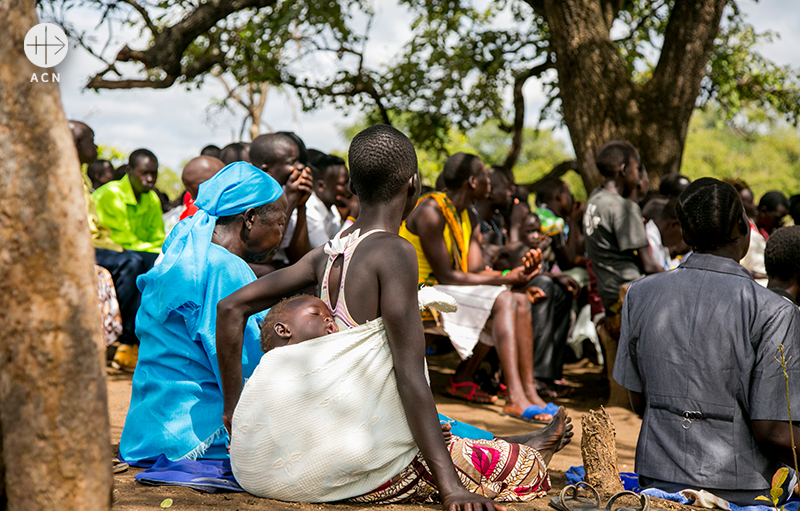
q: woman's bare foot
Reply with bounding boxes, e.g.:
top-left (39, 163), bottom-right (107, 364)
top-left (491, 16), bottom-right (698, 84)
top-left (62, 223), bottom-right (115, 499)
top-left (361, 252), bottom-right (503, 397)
top-left (504, 407), bottom-right (572, 464)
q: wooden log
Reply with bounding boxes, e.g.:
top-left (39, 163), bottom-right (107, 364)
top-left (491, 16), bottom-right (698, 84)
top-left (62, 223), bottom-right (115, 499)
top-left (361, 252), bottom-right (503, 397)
top-left (0, 2), bottom-right (113, 509)
top-left (597, 320), bottom-right (631, 408)
top-left (599, 284), bottom-right (632, 409)
top-left (581, 407), bottom-right (625, 497)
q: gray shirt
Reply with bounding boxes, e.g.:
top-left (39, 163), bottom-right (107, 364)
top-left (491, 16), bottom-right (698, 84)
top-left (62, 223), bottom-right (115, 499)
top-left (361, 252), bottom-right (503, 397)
top-left (583, 188), bottom-right (649, 310)
top-left (614, 253), bottom-right (800, 496)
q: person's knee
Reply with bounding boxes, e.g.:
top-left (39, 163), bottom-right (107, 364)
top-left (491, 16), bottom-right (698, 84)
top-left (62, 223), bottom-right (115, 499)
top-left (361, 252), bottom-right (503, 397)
top-left (514, 292), bottom-right (532, 319)
top-left (494, 289), bottom-right (516, 313)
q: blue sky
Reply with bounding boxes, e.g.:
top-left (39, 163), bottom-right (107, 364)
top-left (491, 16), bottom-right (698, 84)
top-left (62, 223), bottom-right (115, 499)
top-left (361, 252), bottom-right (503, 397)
top-left (53, 0), bottom-right (800, 173)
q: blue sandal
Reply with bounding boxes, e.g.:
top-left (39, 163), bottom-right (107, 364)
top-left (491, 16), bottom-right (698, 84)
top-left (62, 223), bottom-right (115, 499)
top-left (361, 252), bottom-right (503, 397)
top-left (521, 402), bottom-right (559, 423)
top-left (500, 402), bottom-right (559, 424)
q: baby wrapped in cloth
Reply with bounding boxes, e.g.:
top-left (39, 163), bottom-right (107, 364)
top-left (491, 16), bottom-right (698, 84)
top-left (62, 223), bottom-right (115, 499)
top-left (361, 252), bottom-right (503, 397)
top-left (230, 288), bottom-right (550, 503)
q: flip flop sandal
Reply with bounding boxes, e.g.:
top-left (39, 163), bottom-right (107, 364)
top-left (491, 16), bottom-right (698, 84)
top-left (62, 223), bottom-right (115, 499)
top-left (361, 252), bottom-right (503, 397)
top-left (605, 491), bottom-right (650, 511)
top-left (112, 458), bottom-right (129, 474)
top-left (538, 384), bottom-right (575, 399)
top-left (549, 482), bottom-right (602, 511)
top-left (499, 403), bottom-right (559, 424)
top-left (444, 378), bottom-right (498, 404)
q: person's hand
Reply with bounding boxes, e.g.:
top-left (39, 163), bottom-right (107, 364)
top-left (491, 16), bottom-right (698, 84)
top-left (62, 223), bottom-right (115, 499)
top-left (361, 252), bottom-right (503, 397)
top-left (554, 274), bottom-right (580, 298)
top-left (521, 248), bottom-right (543, 275)
top-left (503, 266), bottom-right (536, 286)
top-left (569, 200), bottom-right (585, 224)
top-left (534, 235), bottom-right (552, 252)
top-left (223, 411), bottom-right (233, 436)
top-left (284, 167), bottom-right (313, 209)
top-left (526, 286), bottom-right (547, 304)
top-left (503, 249), bottom-right (542, 286)
top-left (440, 422), bottom-right (453, 446)
top-left (441, 488), bottom-right (506, 511)
top-left (336, 189), bottom-right (360, 220)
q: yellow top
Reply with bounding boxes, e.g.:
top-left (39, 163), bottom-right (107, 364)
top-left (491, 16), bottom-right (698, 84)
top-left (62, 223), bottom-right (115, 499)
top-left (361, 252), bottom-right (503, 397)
top-left (400, 203), bottom-right (471, 286)
top-left (83, 173), bottom-right (123, 252)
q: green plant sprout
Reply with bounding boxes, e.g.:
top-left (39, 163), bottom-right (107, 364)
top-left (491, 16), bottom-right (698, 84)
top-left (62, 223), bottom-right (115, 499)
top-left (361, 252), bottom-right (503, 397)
top-left (755, 345), bottom-right (798, 508)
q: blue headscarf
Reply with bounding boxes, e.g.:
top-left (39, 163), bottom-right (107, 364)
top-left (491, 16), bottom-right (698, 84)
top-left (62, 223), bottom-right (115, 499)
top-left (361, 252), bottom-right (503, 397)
top-left (138, 161), bottom-right (283, 323)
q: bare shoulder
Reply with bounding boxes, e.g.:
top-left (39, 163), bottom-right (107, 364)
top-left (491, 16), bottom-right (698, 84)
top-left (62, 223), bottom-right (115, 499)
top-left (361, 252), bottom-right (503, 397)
top-left (407, 197), bottom-right (445, 232)
top-left (361, 232), bottom-right (417, 267)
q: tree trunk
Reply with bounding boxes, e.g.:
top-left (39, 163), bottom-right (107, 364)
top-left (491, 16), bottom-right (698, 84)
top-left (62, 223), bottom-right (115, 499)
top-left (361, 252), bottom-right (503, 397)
top-left (0, 3), bottom-right (113, 510)
top-left (581, 407), bottom-right (625, 498)
top-left (0, 426), bottom-right (5, 509)
top-left (637, 0), bottom-right (727, 182)
top-left (544, 0), bottom-right (726, 191)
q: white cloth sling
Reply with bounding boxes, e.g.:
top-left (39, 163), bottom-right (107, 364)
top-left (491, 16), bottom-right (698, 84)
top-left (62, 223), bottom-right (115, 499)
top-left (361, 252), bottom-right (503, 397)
top-left (230, 287), bottom-right (456, 502)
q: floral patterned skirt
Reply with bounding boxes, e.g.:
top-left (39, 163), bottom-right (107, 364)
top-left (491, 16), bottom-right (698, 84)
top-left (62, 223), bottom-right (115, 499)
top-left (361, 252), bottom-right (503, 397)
top-left (348, 437), bottom-right (550, 504)
top-left (95, 265), bottom-right (122, 346)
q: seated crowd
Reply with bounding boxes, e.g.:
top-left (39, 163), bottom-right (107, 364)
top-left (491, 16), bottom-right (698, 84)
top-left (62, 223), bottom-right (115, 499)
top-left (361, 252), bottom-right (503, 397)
top-left (70, 118), bottom-right (800, 508)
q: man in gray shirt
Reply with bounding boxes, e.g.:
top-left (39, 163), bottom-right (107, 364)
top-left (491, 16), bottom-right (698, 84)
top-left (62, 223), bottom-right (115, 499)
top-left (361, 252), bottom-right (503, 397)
top-left (614, 178), bottom-right (800, 505)
top-left (583, 141), bottom-right (664, 312)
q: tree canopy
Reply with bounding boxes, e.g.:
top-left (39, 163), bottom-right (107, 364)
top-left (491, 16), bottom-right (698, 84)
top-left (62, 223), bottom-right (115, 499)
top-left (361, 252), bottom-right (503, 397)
top-left (44, 0), bottom-right (800, 188)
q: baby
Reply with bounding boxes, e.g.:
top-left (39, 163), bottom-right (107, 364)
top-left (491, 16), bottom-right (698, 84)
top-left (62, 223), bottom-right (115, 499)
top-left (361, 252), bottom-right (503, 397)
top-left (260, 295), bottom-right (338, 353)
top-left (259, 294), bottom-right (460, 446)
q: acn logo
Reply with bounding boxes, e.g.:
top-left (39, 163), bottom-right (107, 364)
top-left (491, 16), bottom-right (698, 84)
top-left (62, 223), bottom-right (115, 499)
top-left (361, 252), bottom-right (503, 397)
top-left (24, 23), bottom-right (68, 68)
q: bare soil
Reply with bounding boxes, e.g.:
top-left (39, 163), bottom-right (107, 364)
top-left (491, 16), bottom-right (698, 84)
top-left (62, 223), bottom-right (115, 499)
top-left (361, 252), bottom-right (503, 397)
top-left (108, 354), bottom-right (648, 511)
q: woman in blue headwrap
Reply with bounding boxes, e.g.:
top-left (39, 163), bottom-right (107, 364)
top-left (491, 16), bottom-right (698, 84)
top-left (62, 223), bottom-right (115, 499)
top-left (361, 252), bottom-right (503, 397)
top-left (120, 162), bottom-right (287, 464)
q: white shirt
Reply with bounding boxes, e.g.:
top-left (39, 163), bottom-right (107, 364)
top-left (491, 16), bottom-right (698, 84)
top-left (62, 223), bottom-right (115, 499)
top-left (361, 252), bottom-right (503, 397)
top-left (273, 192), bottom-right (343, 263)
top-left (740, 221), bottom-right (768, 287)
top-left (305, 192), bottom-right (343, 249)
top-left (645, 219), bottom-right (671, 270)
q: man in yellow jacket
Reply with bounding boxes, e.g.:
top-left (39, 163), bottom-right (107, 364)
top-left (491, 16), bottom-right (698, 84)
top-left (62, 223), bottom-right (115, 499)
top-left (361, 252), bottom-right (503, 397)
top-left (93, 148), bottom-right (165, 259)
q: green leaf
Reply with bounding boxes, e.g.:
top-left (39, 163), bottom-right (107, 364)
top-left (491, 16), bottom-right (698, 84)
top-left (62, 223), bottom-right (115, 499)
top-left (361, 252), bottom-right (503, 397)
top-left (755, 495), bottom-right (773, 502)
top-left (771, 486), bottom-right (784, 503)
top-left (161, 498), bottom-right (173, 508)
top-left (773, 466), bottom-right (789, 490)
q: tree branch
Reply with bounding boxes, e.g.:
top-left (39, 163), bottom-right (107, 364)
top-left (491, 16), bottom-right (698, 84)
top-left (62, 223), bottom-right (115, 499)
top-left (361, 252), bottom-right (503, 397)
top-left (86, 77), bottom-right (176, 89)
top-left (118, 0), bottom-right (159, 36)
top-left (283, 73), bottom-right (391, 125)
top-left (87, 0), bottom-right (278, 90)
top-left (599, 0), bottom-right (626, 30)
top-left (517, 160), bottom-right (578, 192)
top-left (500, 58), bottom-right (554, 172)
top-left (645, 0), bottom-right (727, 119)
top-left (522, 0), bottom-right (548, 20)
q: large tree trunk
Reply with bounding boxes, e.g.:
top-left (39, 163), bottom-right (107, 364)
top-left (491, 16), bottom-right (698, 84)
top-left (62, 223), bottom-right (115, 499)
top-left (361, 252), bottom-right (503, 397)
top-left (0, 3), bottom-right (113, 510)
top-left (543, 0), bottom-right (726, 191)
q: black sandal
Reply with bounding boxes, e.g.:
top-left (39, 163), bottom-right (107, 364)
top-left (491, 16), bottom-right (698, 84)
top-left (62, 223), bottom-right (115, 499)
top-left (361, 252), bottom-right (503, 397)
top-left (605, 491), bottom-right (650, 511)
top-left (550, 482), bottom-right (602, 511)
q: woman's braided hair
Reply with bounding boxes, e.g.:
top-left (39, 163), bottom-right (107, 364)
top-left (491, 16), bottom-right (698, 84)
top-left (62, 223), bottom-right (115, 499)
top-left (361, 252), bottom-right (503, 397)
top-left (676, 177), bottom-right (748, 252)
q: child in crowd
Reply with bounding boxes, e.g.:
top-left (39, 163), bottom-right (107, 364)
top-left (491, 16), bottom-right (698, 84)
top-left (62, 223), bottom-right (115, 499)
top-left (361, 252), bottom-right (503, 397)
top-left (247, 291), bottom-right (569, 505)
top-left (217, 125), bottom-right (570, 509)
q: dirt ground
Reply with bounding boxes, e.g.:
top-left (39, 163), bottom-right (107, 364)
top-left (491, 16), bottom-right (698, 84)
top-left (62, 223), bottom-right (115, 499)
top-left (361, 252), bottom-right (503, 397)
top-left (108, 353), bottom-right (645, 511)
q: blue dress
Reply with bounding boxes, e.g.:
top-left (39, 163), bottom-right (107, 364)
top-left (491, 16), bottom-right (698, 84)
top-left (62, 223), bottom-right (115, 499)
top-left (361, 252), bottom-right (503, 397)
top-left (120, 244), bottom-right (265, 463)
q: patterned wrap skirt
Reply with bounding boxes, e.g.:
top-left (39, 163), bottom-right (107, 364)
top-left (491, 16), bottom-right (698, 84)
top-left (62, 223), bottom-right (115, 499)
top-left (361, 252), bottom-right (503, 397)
top-left (95, 265), bottom-right (122, 347)
top-left (348, 437), bottom-right (550, 504)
